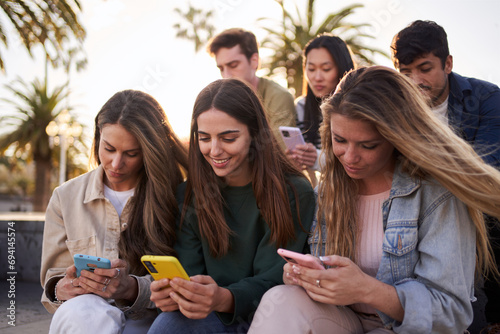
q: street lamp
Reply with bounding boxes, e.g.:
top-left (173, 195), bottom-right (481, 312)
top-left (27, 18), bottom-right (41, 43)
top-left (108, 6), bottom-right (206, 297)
top-left (46, 110), bottom-right (83, 185)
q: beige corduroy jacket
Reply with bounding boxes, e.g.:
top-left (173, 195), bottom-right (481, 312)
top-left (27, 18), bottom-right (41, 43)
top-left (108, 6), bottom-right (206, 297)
top-left (40, 165), bottom-right (155, 319)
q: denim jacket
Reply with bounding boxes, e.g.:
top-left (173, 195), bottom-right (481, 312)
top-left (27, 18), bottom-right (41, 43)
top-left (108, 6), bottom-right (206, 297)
top-left (309, 163), bottom-right (476, 333)
top-left (448, 72), bottom-right (500, 168)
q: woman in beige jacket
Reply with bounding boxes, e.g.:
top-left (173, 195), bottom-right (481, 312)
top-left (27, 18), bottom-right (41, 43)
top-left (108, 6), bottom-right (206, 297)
top-left (40, 90), bottom-right (188, 333)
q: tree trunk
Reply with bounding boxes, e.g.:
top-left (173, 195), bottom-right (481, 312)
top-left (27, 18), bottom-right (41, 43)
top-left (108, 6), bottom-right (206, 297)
top-left (33, 158), bottom-right (52, 212)
top-left (290, 71), bottom-right (304, 98)
top-left (287, 60), bottom-right (304, 98)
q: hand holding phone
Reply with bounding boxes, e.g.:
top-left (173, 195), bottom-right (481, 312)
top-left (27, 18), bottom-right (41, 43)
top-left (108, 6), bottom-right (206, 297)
top-left (277, 248), bottom-right (325, 270)
top-left (141, 255), bottom-right (190, 281)
top-left (74, 254), bottom-right (112, 277)
top-left (279, 126), bottom-right (305, 151)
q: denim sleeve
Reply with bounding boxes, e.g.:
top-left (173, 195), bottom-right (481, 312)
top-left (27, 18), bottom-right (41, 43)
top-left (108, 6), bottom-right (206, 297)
top-left (389, 192), bottom-right (475, 333)
top-left (307, 191), bottom-right (324, 256)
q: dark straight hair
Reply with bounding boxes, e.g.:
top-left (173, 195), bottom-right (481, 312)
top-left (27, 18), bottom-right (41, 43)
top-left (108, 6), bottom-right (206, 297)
top-left (302, 34), bottom-right (355, 146)
top-left (391, 20), bottom-right (450, 69)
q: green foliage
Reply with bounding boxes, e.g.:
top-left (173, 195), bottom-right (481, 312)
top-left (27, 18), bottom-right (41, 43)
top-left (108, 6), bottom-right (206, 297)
top-left (0, 75), bottom-right (88, 210)
top-left (172, 4), bottom-right (216, 52)
top-left (0, 0), bottom-right (86, 73)
top-left (0, 77), bottom-right (67, 159)
top-left (0, 159), bottom-right (34, 197)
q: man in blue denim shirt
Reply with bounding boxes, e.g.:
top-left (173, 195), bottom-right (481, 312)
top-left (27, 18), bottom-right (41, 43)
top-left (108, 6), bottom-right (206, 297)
top-left (391, 20), bottom-right (500, 331)
top-left (391, 20), bottom-right (500, 168)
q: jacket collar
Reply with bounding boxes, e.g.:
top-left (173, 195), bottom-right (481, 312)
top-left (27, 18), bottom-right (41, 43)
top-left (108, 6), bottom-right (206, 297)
top-left (449, 72), bottom-right (472, 99)
top-left (84, 165), bottom-right (106, 203)
top-left (388, 161), bottom-right (421, 199)
top-left (447, 72), bottom-right (472, 129)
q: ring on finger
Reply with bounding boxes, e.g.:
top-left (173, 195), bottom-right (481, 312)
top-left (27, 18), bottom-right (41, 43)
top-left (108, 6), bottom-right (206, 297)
top-left (113, 268), bottom-right (120, 279)
top-left (104, 278), bottom-right (110, 286)
top-left (316, 279), bottom-right (321, 288)
top-left (71, 279), bottom-right (79, 288)
top-left (102, 285), bottom-right (107, 292)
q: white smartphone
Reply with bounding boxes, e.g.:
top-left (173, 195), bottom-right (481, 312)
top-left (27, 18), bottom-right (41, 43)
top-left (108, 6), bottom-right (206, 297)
top-left (279, 126), bottom-right (305, 150)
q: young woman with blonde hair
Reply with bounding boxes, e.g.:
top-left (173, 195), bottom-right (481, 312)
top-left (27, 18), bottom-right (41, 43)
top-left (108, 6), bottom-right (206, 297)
top-left (41, 90), bottom-right (188, 333)
top-left (249, 66), bottom-right (500, 333)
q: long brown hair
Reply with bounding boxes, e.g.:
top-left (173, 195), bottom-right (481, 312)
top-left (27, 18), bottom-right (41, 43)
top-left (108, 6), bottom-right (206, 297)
top-left (183, 79), bottom-right (305, 257)
top-left (318, 66), bottom-right (500, 277)
top-left (91, 90), bottom-right (188, 275)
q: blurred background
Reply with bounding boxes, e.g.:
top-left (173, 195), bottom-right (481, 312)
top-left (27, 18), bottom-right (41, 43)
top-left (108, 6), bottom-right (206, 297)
top-left (0, 0), bottom-right (499, 213)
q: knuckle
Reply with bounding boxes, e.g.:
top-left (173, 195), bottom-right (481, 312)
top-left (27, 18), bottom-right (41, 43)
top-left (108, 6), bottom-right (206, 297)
top-left (182, 303), bottom-right (195, 312)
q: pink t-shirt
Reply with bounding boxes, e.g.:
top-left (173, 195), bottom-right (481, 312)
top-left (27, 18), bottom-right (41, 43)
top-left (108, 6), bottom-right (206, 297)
top-left (351, 190), bottom-right (390, 315)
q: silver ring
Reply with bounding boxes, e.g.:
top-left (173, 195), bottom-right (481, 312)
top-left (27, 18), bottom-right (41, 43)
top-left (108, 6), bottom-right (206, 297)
top-left (104, 278), bottom-right (110, 286)
top-left (102, 285), bottom-right (107, 292)
top-left (316, 279), bottom-right (321, 288)
top-left (113, 268), bottom-right (120, 279)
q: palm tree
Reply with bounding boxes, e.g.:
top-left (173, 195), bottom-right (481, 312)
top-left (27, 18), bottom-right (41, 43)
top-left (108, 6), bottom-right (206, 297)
top-left (172, 4), bottom-right (216, 52)
top-left (0, 0), bottom-right (86, 73)
top-left (259, 0), bottom-right (388, 96)
top-left (0, 75), bottom-right (83, 211)
top-left (172, 1), bottom-right (387, 97)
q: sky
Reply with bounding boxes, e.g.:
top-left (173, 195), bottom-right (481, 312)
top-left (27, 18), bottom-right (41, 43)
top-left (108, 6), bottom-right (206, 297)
top-left (1, 0), bottom-right (499, 147)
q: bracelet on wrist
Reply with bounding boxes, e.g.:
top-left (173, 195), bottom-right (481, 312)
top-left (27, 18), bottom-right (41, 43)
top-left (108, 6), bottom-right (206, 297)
top-left (54, 278), bottom-right (65, 304)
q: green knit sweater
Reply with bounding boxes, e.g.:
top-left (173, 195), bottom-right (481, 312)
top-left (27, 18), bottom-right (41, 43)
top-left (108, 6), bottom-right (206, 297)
top-left (175, 175), bottom-right (315, 325)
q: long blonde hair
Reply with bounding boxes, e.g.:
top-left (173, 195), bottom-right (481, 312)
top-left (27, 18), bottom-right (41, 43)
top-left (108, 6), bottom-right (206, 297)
top-left (317, 66), bottom-right (500, 277)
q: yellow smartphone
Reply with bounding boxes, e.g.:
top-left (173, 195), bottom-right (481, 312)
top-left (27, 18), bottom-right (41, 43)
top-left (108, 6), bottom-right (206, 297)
top-left (141, 255), bottom-right (190, 281)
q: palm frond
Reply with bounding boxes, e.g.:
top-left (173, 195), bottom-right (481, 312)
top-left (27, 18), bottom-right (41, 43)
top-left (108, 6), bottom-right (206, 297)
top-left (255, 1), bottom-right (390, 96)
top-left (314, 4), bottom-right (363, 34)
top-left (0, 0), bottom-right (86, 72)
top-left (172, 4), bottom-right (216, 53)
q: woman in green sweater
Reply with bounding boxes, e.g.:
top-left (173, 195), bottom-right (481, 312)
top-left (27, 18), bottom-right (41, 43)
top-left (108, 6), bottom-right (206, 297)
top-left (148, 78), bottom-right (315, 333)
